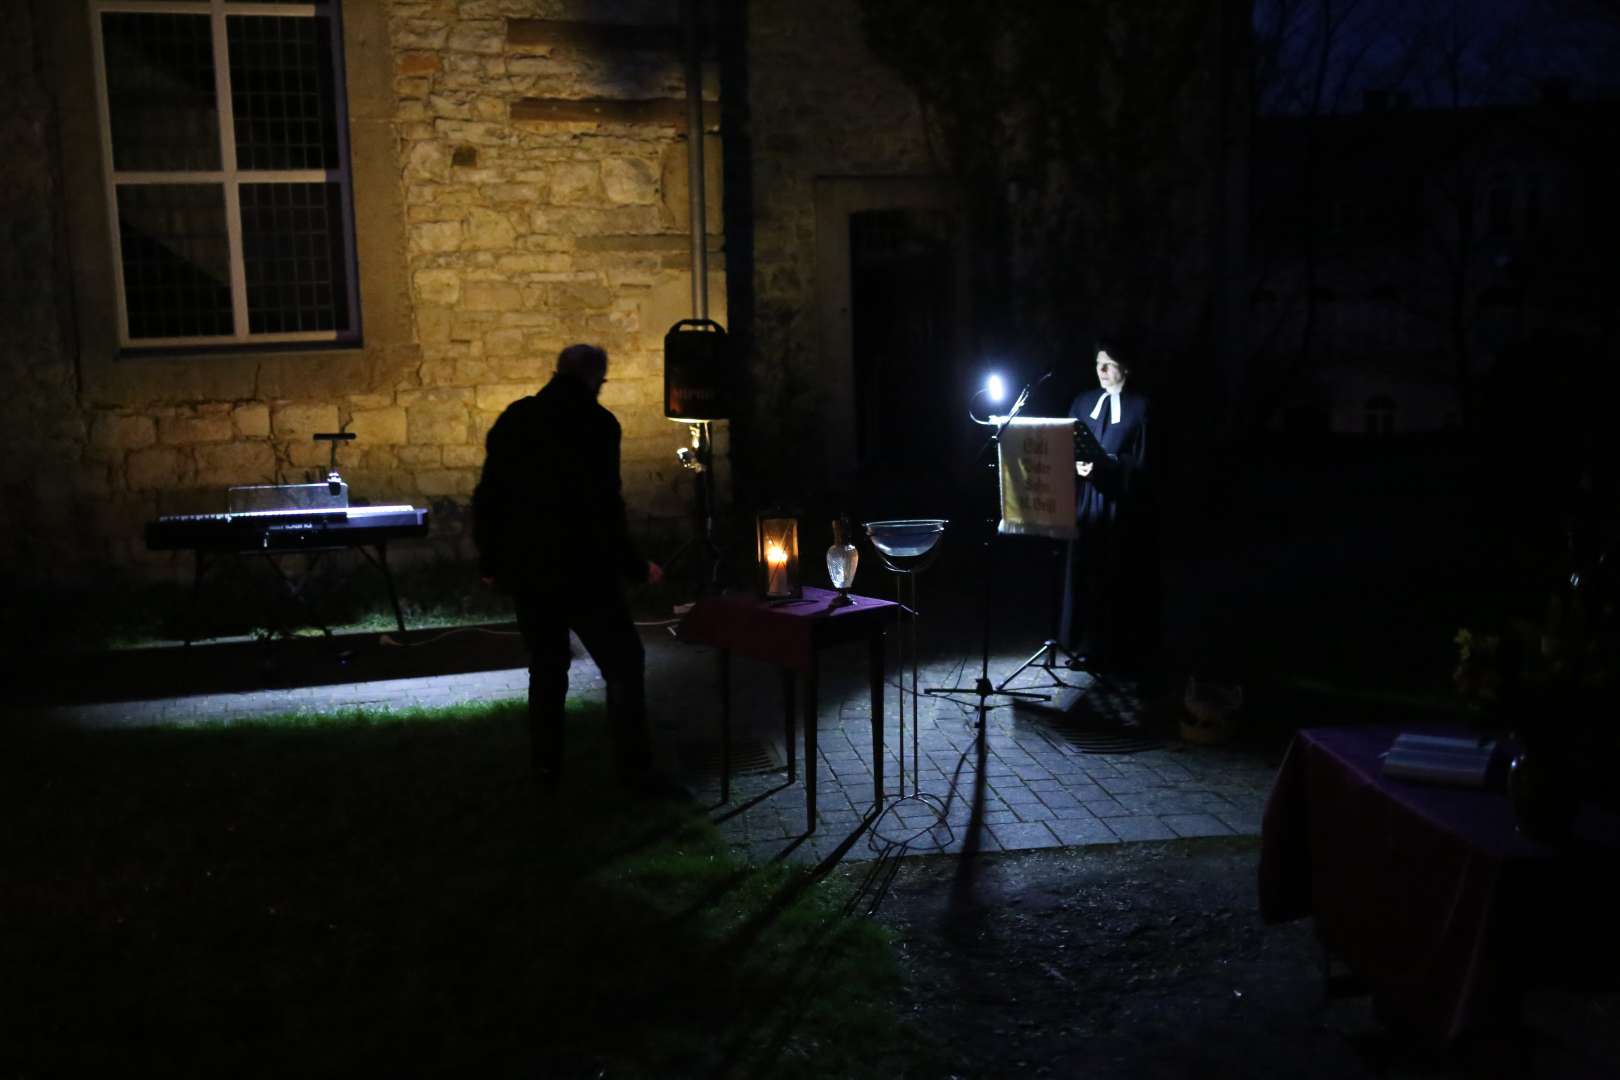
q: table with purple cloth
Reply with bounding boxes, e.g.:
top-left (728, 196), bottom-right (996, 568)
top-left (1259, 724), bottom-right (1620, 1044)
top-left (676, 587), bottom-right (900, 831)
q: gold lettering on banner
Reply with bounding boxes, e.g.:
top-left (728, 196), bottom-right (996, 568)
top-left (1001, 420), bottom-right (1076, 538)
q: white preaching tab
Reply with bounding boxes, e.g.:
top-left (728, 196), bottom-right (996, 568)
top-left (996, 416), bottom-right (1078, 540)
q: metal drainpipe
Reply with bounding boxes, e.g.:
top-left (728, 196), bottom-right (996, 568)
top-left (681, 0), bottom-right (716, 596)
top-left (684, 0), bottom-right (708, 320)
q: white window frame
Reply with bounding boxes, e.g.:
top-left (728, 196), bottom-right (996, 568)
top-left (88, 0), bottom-right (360, 350)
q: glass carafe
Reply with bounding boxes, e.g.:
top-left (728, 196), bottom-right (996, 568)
top-left (826, 518), bottom-right (859, 606)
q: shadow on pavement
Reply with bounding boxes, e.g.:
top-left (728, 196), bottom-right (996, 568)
top-left (9, 622), bottom-right (530, 706)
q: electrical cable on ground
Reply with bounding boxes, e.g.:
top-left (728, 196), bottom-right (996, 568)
top-left (841, 651), bottom-right (994, 917)
top-left (377, 625), bottom-right (521, 647)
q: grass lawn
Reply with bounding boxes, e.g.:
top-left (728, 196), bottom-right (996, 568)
top-left (1, 559), bottom-right (526, 653)
top-left (2, 701), bottom-right (915, 1077)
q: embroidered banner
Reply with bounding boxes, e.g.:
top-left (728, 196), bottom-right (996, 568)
top-left (996, 416), bottom-right (1077, 540)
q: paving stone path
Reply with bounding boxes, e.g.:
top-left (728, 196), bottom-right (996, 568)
top-left (22, 623), bottom-right (1278, 867)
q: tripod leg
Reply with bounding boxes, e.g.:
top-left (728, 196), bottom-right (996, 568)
top-left (782, 668), bottom-right (797, 783)
top-left (996, 641), bottom-right (1053, 690)
top-left (185, 550), bottom-right (209, 646)
top-left (356, 541), bottom-right (407, 635)
top-left (996, 538), bottom-right (1084, 692)
top-left (896, 572), bottom-right (908, 800)
top-left (805, 659), bottom-right (819, 833)
top-left (869, 627), bottom-right (885, 810)
top-left (911, 571), bottom-right (920, 797)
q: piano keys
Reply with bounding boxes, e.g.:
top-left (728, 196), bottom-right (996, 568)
top-left (146, 504), bottom-right (429, 552)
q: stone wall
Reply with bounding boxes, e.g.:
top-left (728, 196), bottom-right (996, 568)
top-left (3, 0), bottom-right (729, 586)
top-left (3, 0), bottom-right (1248, 589)
top-left (0, 1), bottom-right (95, 583)
top-left (739, 0), bottom-right (939, 500)
top-left (389, 0), bottom-right (730, 566)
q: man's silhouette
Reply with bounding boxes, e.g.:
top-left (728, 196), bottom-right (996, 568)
top-left (473, 344), bottom-right (667, 793)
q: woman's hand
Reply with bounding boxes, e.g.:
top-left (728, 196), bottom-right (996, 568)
top-left (1076, 460), bottom-right (1095, 478)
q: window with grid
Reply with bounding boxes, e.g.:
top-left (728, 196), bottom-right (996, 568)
top-left (91, 0), bottom-right (358, 350)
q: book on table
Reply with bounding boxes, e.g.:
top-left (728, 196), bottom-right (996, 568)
top-left (1380, 732), bottom-right (1498, 788)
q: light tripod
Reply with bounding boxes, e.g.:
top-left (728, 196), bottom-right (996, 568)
top-left (924, 371), bottom-right (1057, 740)
top-left (665, 420), bottom-right (723, 598)
top-left (995, 539), bottom-right (1081, 694)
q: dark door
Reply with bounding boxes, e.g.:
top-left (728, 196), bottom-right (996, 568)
top-left (849, 208), bottom-right (958, 509)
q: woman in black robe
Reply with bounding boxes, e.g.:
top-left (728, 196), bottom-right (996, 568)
top-left (1060, 342), bottom-right (1159, 671)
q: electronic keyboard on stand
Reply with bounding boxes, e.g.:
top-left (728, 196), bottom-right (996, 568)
top-left (146, 504), bottom-right (429, 553)
top-left (144, 433), bottom-right (431, 644)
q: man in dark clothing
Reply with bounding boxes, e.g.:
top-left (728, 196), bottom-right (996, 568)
top-left (1060, 342), bottom-right (1160, 671)
top-left (473, 344), bottom-right (665, 791)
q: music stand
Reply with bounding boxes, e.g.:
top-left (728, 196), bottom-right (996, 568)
top-left (994, 542), bottom-right (1081, 698)
top-left (1001, 416), bottom-right (1124, 719)
top-left (921, 377), bottom-right (1055, 756)
top-left (1073, 417), bottom-right (1107, 465)
top-left (988, 415), bottom-right (1082, 698)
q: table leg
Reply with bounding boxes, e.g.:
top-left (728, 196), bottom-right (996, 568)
top-left (805, 658), bottom-right (819, 833)
top-left (718, 648), bottom-right (732, 804)
top-left (869, 629), bottom-right (885, 811)
top-left (782, 668), bottom-right (797, 783)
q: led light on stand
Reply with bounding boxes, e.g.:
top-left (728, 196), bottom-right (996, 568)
top-left (985, 373), bottom-right (1007, 405)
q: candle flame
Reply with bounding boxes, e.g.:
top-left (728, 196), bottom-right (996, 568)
top-left (765, 543), bottom-right (788, 566)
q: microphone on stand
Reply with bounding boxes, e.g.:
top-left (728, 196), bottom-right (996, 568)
top-left (1013, 364), bottom-right (1058, 417)
top-left (1009, 364), bottom-right (1050, 407)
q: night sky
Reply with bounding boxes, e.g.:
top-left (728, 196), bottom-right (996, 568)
top-left (1254, 0), bottom-right (1620, 113)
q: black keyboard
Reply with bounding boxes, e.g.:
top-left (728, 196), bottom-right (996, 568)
top-left (146, 505), bottom-right (429, 552)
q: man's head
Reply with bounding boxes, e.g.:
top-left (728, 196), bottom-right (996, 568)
top-left (556, 343), bottom-right (609, 397)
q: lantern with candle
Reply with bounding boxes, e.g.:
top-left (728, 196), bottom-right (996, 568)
top-left (755, 509), bottom-right (802, 601)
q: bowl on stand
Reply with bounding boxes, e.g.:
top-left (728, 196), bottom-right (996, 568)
top-left (862, 519), bottom-right (947, 800)
top-left (863, 519), bottom-right (947, 575)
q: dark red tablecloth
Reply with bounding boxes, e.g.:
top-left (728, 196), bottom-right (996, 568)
top-left (1259, 724), bottom-right (1619, 1044)
top-left (675, 586), bottom-right (899, 670)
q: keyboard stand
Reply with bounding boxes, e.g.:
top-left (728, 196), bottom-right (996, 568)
top-left (355, 540), bottom-right (409, 636)
top-left (182, 541), bottom-right (409, 647)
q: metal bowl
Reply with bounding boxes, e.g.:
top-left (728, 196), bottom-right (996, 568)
top-left (863, 518), bottom-right (947, 573)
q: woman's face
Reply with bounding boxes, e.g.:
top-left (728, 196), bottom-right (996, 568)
top-left (1095, 350), bottom-right (1126, 392)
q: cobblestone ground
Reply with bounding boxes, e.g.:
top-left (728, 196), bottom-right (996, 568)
top-left (23, 623), bottom-right (1278, 868)
top-left (674, 646), bottom-right (1274, 866)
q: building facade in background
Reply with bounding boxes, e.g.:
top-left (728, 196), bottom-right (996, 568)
top-left (1247, 0), bottom-right (1620, 438)
top-left (1248, 91), bottom-right (1619, 436)
top-left (1, 0), bottom-right (1241, 587)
